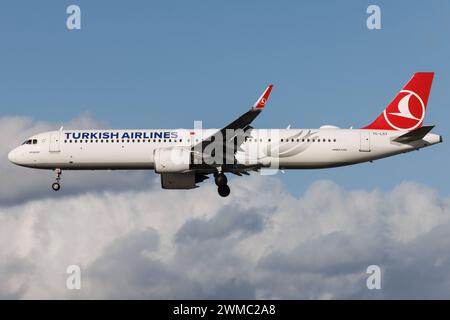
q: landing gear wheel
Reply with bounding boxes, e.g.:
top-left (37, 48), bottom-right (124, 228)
top-left (218, 184), bottom-right (231, 197)
top-left (52, 168), bottom-right (62, 192)
top-left (52, 182), bottom-right (61, 191)
top-left (215, 173), bottom-right (228, 186)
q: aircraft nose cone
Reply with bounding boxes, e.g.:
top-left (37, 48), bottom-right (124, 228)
top-left (8, 149), bottom-right (16, 164)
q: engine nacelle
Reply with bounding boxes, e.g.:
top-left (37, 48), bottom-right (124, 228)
top-left (154, 147), bottom-right (191, 173)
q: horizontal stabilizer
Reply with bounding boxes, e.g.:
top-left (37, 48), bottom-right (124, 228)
top-left (393, 125), bottom-right (435, 143)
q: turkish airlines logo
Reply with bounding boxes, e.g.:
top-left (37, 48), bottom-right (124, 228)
top-left (255, 97), bottom-right (266, 109)
top-left (383, 90), bottom-right (425, 130)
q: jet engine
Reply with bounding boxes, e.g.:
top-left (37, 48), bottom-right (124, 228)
top-left (154, 147), bottom-right (191, 173)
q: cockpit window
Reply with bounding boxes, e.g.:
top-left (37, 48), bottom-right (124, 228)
top-left (22, 139), bottom-right (36, 145)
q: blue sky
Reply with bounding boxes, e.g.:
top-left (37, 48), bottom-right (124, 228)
top-left (0, 0), bottom-right (448, 195)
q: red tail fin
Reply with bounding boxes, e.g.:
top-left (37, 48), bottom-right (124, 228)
top-left (363, 72), bottom-right (434, 131)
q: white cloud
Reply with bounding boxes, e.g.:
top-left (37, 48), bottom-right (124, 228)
top-left (1, 115), bottom-right (450, 299)
top-left (0, 175), bottom-right (449, 299)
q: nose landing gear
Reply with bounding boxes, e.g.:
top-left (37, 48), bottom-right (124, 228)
top-left (215, 172), bottom-right (230, 197)
top-left (52, 169), bottom-right (62, 191)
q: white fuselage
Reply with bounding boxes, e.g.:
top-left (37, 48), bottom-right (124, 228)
top-left (7, 128), bottom-right (442, 171)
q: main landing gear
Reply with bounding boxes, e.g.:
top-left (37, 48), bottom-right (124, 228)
top-left (52, 168), bottom-right (62, 191)
top-left (215, 172), bottom-right (230, 197)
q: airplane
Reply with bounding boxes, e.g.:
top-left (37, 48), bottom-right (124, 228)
top-left (8, 72), bottom-right (442, 197)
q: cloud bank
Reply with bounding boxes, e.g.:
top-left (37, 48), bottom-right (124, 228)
top-left (0, 116), bottom-right (449, 299)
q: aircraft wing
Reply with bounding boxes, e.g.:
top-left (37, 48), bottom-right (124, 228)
top-left (193, 84), bottom-right (273, 161)
top-left (218, 84), bottom-right (273, 132)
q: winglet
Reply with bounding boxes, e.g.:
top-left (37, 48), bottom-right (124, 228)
top-left (252, 84), bottom-right (273, 110)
